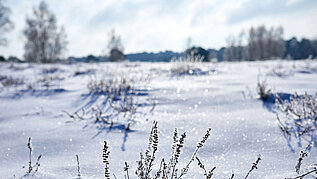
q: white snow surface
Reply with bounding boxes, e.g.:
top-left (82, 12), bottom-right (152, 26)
top-left (0, 60), bottom-right (317, 178)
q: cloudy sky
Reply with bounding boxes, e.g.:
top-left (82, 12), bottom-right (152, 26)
top-left (1, 0), bottom-right (317, 58)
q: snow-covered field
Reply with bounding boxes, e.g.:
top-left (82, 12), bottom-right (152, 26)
top-left (0, 60), bottom-right (317, 178)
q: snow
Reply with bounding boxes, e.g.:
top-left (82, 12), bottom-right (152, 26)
top-left (0, 60), bottom-right (317, 178)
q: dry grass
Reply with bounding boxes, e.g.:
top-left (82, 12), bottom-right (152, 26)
top-left (0, 75), bottom-right (24, 88)
top-left (170, 53), bottom-right (204, 75)
top-left (256, 75), bottom-right (271, 100)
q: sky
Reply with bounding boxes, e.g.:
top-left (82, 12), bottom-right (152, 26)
top-left (1, 0), bottom-right (317, 59)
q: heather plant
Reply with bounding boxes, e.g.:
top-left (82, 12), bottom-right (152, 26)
top-left (295, 143), bottom-right (311, 174)
top-left (0, 75), bottom-right (24, 88)
top-left (42, 67), bottom-right (60, 74)
top-left (275, 92), bottom-right (317, 136)
top-left (286, 143), bottom-right (317, 179)
top-left (102, 121), bottom-right (216, 179)
top-left (103, 141), bottom-right (111, 179)
top-left (38, 74), bottom-right (64, 90)
top-left (88, 74), bottom-right (139, 115)
top-left (267, 64), bottom-right (294, 77)
top-left (17, 126), bottom-right (317, 178)
top-left (91, 105), bottom-right (117, 127)
top-left (244, 156), bottom-right (261, 179)
top-left (108, 92), bottom-right (138, 117)
top-left (63, 103), bottom-right (135, 131)
top-left (256, 75), bottom-right (271, 101)
top-left (26, 82), bottom-right (37, 91)
top-left (86, 69), bottom-right (152, 100)
top-left (195, 156), bottom-right (216, 179)
top-left (23, 73), bottom-right (64, 92)
top-left (170, 53), bottom-right (204, 75)
top-left (22, 137), bottom-right (42, 175)
top-left (74, 68), bottom-right (95, 76)
top-left (101, 122), bottom-right (265, 179)
top-left (76, 154), bottom-right (82, 179)
top-left (87, 75), bottom-right (132, 98)
top-left (75, 72), bottom-right (154, 129)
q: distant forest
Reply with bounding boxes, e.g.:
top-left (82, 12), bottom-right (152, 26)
top-left (51, 25), bottom-right (317, 63)
top-left (65, 35), bottom-right (317, 63)
top-left (42, 25), bottom-right (317, 63)
top-left (1, 35), bottom-right (316, 63)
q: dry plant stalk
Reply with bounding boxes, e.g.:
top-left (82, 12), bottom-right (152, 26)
top-left (295, 143), bottom-right (312, 174)
top-left (124, 162), bottom-right (130, 179)
top-left (286, 143), bottom-right (317, 179)
top-left (76, 154), bottom-right (81, 178)
top-left (244, 156), bottom-right (261, 179)
top-left (256, 75), bottom-right (271, 100)
top-left (196, 156), bottom-right (216, 179)
top-left (103, 141), bottom-right (111, 179)
top-left (24, 137), bottom-right (42, 174)
top-left (170, 52), bottom-right (204, 75)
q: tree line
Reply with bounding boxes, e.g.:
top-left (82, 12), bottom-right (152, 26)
top-left (223, 26), bottom-right (317, 61)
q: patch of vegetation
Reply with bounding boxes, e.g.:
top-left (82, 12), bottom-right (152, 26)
top-left (22, 137), bottom-right (42, 176)
top-left (87, 75), bottom-right (132, 97)
top-left (170, 53), bottom-right (204, 75)
top-left (275, 92), bottom-right (317, 136)
top-left (286, 143), bottom-right (317, 179)
top-left (0, 75), bottom-right (24, 88)
top-left (256, 75), bottom-right (271, 101)
top-left (19, 124), bottom-right (317, 178)
top-left (71, 73), bottom-right (153, 129)
top-left (102, 122), bottom-right (262, 179)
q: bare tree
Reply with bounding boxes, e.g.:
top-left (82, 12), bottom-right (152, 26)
top-left (237, 30), bottom-right (246, 60)
top-left (247, 25), bottom-right (285, 60)
top-left (256, 25), bottom-right (266, 60)
top-left (271, 26), bottom-right (285, 58)
top-left (23, 1), bottom-right (67, 63)
top-left (225, 25), bottom-right (285, 61)
top-left (224, 35), bottom-right (237, 61)
top-left (0, 0), bottom-right (14, 46)
top-left (106, 29), bottom-right (125, 61)
top-left (248, 27), bottom-right (257, 60)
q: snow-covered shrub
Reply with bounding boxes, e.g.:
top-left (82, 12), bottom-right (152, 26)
top-left (256, 76), bottom-right (271, 101)
top-left (0, 75), bottom-right (24, 89)
top-left (68, 73), bottom-right (151, 129)
top-left (74, 69), bottom-right (95, 76)
top-left (26, 82), bottom-right (37, 90)
top-left (87, 75), bottom-right (131, 98)
top-left (87, 75), bottom-right (137, 120)
top-left (36, 74), bottom-right (64, 90)
top-left (109, 93), bottom-right (137, 116)
top-left (170, 53), bottom-right (204, 75)
top-left (42, 67), bottom-right (60, 74)
top-left (267, 65), bottom-right (294, 77)
top-left (87, 72), bottom-right (152, 111)
top-left (276, 92), bottom-right (317, 136)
